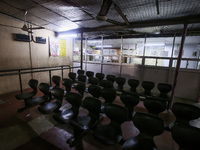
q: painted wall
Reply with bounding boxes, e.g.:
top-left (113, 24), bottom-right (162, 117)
top-left (0, 14), bottom-right (73, 94)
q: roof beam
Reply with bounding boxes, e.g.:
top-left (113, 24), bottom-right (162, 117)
top-left (113, 3), bottom-right (130, 25)
top-left (59, 15), bottom-right (200, 34)
top-left (155, 0), bottom-right (160, 15)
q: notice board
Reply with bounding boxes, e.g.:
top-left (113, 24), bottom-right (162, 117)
top-left (49, 37), bottom-right (66, 57)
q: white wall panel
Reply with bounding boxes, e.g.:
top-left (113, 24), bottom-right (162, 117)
top-left (102, 64), bottom-right (120, 77)
top-left (173, 71), bottom-right (200, 100)
top-left (142, 68), bottom-right (169, 94)
top-left (121, 66), bottom-right (141, 88)
top-left (86, 63), bottom-right (101, 75)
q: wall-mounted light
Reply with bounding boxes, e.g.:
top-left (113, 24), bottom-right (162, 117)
top-left (145, 43), bottom-right (165, 46)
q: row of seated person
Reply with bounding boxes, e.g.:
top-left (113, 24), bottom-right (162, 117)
top-left (15, 77), bottom-right (200, 149)
top-left (69, 70), bottom-right (172, 99)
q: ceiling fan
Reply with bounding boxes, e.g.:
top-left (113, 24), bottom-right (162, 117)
top-left (21, 11), bottom-right (45, 33)
top-left (96, 0), bottom-right (125, 26)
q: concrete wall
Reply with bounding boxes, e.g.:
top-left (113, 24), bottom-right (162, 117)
top-left (0, 14), bottom-right (73, 94)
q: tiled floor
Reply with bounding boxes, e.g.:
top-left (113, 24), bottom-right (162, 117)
top-left (0, 87), bottom-right (199, 150)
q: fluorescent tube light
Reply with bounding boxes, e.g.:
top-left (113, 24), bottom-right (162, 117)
top-left (95, 45), bottom-right (112, 48)
top-left (145, 43), bottom-right (165, 46)
top-left (58, 34), bottom-right (77, 38)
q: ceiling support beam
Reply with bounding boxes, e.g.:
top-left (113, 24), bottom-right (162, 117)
top-left (170, 23), bottom-right (188, 109)
top-left (155, 0), bottom-right (160, 15)
top-left (106, 18), bottom-right (124, 26)
top-left (59, 15), bottom-right (200, 34)
top-left (113, 3), bottom-right (130, 25)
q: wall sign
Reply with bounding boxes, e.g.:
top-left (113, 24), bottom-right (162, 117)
top-left (14, 34), bottom-right (30, 42)
top-left (59, 39), bottom-right (66, 57)
top-left (49, 37), bottom-right (66, 57)
top-left (36, 37), bottom-right (46, 44)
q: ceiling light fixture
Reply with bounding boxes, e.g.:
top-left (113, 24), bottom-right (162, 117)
top-left (58, 33), bottom-right (77, 38)
top-left (145, 43), bottom-right (165, 46)
top-left (95, 45), bottom-right (112, 48)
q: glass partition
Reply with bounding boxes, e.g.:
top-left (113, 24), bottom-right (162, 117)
top-left (102, 39), bottom-right (121, 64)
top-left (157, 59), bottom-right (170, 67)
top-left (131, 57), bottom-right (143, 65)
top-left (145, 37), bottom-right (173, 57)
top-left (172, 60), bottom-right (187, 68)
top-left (122, 38), bottom-right (144, 56)
top-left (103, 55), bottom-right (119, 63)
top-left (122, 56), bottom-right (142, 65)
top-left (85, 39), bottom-right (102, 63)
top-left (187, 60), bottom-right (198, 69)
top-left (145, 58), bottom-right (156, 66)
top-left (87, 55), bottom-right (101, 62)
top-left (73, 36), bottom-right (200, 70)
top-left (73, 40), bottom-right (86, 62)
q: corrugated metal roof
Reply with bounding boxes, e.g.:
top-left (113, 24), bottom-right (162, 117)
top-left (0, 0), bottom-right (200, 38)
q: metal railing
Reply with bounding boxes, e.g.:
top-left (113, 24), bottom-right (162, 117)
top-left (0, 65), bottom-right (81, 93)
top-left (73, 55), bottom-right (200, 70)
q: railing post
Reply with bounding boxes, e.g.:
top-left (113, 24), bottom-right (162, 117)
top-left (18, 70), bottom-right (23, 93)
top-left (186, 60), bottom-right (189, 69)
top-left (119, 35), bottom-right (123, 77)
top-left (142, 56), bottom-right (145, 66)
top-left (69, 66), bottom-right (71, 72)
top-left (101, 36), bottom-right (104, 73)
top-left (61, 66), bottom-right (63, 80)
top-left (156, 58), bottom-right (158, 66)
top-left (141, 34), bottom-right (147, 82)
top-left (80, 32), bottom-right (83, 70)
top-left (49, 70), bottom-right (52, 86)
top-left (169, 58), bottom-right (173, 68)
